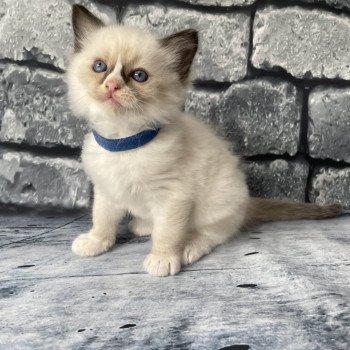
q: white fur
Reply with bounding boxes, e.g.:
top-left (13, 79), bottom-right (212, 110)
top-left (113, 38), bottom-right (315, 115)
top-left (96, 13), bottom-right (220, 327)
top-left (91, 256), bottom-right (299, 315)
top-left (74, 115), bottom-right (249, 276)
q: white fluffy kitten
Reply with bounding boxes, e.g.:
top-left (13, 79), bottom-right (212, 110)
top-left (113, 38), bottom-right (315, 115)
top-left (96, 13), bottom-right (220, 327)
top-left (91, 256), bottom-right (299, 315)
top-left (67, 5), bottom-right (341, 277)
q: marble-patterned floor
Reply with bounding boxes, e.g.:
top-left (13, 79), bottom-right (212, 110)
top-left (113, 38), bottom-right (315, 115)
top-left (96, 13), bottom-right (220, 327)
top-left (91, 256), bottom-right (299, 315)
top-left (0, 210), bottom-right (349, 350)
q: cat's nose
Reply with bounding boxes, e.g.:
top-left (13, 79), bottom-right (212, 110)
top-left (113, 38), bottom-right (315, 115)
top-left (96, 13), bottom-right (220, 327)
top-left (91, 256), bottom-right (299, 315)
top-left (105, 80), bottom-right (119, 93)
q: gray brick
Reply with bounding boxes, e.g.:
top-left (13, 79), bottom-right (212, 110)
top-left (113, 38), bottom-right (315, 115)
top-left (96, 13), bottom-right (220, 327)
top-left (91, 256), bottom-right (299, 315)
top-left (308, 87), bottom-right (350, 163)
top-left (301, 0), bottom-right (350, 10)
top-left (185, 79), bottom-right (301, 156)
top-left (123, 4), bottom-right (250, 82)
top-left (0, 150), bottom-right (91, 209)
top-left (185, 89), bottom-right (221, 130)
top-left (0, 64), bottom-right (88, 148)
top-left (252, 6), bottom-right (350, 80)
top-left (0, 0), bottom-right (115, 70)
top-left (178, 0), bottom-right (256, 6)
top-left (244, 159), bottom-right (309, 202)
top-left (219, 79), bottom-right (301, 156)
top-left (309, 167), bottom-right (350, 209)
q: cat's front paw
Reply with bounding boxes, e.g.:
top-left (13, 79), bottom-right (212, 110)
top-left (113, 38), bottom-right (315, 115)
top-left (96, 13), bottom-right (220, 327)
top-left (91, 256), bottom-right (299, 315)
top-left (72, 233), bottom-right (115, 257)
top-left (143, 253), bottom-right (181, 277)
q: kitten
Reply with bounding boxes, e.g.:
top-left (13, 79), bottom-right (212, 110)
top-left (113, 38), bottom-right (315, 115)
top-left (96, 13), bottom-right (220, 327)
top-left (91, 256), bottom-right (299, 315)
top-left (67, 5), bottom-right (341, 277)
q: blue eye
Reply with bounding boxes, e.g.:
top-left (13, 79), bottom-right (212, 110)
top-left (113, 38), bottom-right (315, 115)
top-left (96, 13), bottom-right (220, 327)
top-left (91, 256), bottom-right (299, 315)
top-left (131, 70), bottom-right (148, 82)
top-left (93, 60), bottom-right (107, 73)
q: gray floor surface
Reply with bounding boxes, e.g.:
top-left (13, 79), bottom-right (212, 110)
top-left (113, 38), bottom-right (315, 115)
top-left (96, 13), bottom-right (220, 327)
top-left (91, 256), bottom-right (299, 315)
top-left (0, 210), bottom-right (349, 350)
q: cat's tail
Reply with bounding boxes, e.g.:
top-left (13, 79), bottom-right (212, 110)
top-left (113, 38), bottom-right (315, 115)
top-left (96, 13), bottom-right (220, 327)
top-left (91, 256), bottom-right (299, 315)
top-left (245, 197), bottom-right (344, 226)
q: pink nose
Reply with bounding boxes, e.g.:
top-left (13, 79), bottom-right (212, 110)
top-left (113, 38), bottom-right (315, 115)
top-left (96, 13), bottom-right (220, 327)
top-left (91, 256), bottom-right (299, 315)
top-left (105, 80), bottom-right (119, 93)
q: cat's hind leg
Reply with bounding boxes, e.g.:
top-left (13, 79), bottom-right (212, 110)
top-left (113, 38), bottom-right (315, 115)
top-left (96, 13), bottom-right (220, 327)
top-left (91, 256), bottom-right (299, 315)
top-left (182, 232), bottom-right (217, 266)
top-left (182, 218), bottom-right (240, 266)
top-left (128, 217), bottom-right (153, 236)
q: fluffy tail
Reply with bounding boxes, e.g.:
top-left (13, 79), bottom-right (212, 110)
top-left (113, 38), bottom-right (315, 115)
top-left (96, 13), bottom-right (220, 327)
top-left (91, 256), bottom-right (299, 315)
top-left (246, 197), bottom-right (343, 226)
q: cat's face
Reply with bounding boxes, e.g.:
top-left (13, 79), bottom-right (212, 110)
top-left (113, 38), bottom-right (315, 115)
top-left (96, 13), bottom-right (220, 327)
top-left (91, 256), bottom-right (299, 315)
top-left (67, 5), bottom-right (198, 128)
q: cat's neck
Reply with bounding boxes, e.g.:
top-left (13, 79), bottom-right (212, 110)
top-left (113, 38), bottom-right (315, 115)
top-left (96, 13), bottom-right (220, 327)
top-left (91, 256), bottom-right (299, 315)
top-left (90, 118), bottom-right (163, 139)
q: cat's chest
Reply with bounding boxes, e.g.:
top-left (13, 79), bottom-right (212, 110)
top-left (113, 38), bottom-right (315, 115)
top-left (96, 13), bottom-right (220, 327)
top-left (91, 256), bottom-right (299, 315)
top-left (82, 135), bottom-right (151, 203)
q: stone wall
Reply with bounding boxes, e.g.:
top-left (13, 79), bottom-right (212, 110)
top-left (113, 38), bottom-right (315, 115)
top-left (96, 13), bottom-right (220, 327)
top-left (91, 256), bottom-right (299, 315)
top-left (0, 0), bottom-right (349, 210)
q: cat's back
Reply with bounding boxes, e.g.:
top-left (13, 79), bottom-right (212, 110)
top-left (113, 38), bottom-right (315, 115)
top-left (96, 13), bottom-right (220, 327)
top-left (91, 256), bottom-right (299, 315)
top-left (178, 112), bottom-right (246, 192)
top-left (179, 113), bottom-right (239, 166)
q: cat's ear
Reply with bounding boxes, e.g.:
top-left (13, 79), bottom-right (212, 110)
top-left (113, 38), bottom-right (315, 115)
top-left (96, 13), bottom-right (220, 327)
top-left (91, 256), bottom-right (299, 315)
top-left (160, 29), bottom-right (198, 83)
top-left (72, 5), bottom-right (104, 52)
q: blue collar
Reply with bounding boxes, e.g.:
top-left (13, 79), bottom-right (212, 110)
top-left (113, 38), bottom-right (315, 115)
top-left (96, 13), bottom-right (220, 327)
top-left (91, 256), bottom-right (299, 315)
top-left (92, 128), bottom-right (161, 152)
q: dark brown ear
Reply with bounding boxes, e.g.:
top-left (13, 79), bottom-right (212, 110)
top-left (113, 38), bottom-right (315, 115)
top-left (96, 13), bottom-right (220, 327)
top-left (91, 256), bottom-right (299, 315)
top-left (160, 29), bottom-right (198, 83)
top-left (72, 5), bottom-right (104, 52)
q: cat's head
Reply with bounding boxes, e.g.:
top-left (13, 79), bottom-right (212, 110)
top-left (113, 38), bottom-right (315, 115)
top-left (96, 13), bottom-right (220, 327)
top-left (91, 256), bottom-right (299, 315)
top-left (67, 5), bottom-right (198, 131)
